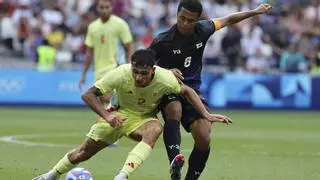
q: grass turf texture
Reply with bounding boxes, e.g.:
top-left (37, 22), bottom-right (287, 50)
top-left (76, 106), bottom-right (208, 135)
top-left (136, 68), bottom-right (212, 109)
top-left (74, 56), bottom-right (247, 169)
top-left (0, 108), bottom-right (319, 180)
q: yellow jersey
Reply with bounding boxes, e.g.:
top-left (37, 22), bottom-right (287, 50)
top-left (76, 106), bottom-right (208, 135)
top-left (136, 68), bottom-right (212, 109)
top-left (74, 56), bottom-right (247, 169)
top-left (94, 64), bottom-right (181, 118)
top-left (85, 15), bottom-right (133, 78)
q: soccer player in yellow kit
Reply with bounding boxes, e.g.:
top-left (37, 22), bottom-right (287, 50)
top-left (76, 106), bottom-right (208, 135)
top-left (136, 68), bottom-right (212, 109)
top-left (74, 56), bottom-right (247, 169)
top-left (79, 0), bottom-right (133, 88)
top-left (79, 0), bottom-right (133, 148)
top-left (32, 49), bottom-right (231, 180)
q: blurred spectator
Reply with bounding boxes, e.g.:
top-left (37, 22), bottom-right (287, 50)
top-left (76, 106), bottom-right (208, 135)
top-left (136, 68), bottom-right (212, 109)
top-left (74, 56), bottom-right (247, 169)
top-left (0, 1), bottom-right (16, 16)
top-left (63, 27), bottom-right (84, 62)
top-left (11, 0), bottom-right (33, 26)
top-left (303, 0), bottom-right (320, 22)
top-left (112, 0), bottom-right (126, 17)
top-left (281, 6), bottom-right (303, 37)
top-left (269, 24), bottom-right (291, 68)
top-left (45, 25), bottom-right (64, 48)
top-left (65, 1), bottom-right (81, 31)
top-left (221, 25), bottom-right (242, 71)
top-left (31, 13), bottom-right (51, 36)
top-left (0, 11), bottom-right (15, 50)
top-left (241, 18), bottom-right (263, 58)
top-left (203, 0), bottom-right (237, 19)
top-left (246, 47), bottom-right (270, 73)
top-left (145, 0), bottom-right (165, 28)
top-left (36, 39), bottom-right (56, 72)
top-left (203, 36), bottom-right (224, 66)
top-left (26, 27), bottom-right (44, 61)
top-left (41, 4), bottom-right (64, 26)
top-left (298, 32), bottom-right (315, 60)
top-left (140, 26), bottom-right (154, 48)
top-left (280, 42), bottom-right (308, 73)
top-left (17, 17), bottom-right (30, 49)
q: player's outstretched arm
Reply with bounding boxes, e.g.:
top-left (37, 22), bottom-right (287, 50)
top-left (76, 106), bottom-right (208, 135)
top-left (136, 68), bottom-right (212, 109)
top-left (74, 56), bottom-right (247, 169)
top-left (212, 3), bottom-right (272, 30)
top-left (79, 47), bottom-right (94, 90)
top-left (124, 42), bottom-right (134, 63)
top-left (81, 86), bottom-right (126, 127)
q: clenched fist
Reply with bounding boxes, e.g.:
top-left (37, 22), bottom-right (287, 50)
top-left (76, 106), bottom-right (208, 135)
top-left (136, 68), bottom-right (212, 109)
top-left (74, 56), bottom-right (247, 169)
top-left (254, 3), bottom-right (272, 14)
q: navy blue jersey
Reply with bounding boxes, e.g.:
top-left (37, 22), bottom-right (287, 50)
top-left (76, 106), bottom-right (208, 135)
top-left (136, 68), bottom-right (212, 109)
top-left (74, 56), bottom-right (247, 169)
top-left (149, 20), bottom-right (216, 91)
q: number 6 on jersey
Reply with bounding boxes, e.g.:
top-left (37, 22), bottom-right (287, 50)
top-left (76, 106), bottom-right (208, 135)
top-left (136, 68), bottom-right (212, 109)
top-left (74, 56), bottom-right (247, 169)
top-left (184, 56), bottom-right (192, 67)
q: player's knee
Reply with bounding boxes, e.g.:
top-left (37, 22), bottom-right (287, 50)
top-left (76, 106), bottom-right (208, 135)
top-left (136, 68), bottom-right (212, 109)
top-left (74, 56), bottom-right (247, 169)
top-left (192, 121), bottom-right (211, 151)
top-left (149, 121), bottom-right (163, 137)
top-left (154, 121), bottom-right (163, 137)
top-left (143, 121), bottom-right (163, 145)
top-left (163, 101), bottom-right (182, 120)
top-left (194, 136), bottom-right (210, 152)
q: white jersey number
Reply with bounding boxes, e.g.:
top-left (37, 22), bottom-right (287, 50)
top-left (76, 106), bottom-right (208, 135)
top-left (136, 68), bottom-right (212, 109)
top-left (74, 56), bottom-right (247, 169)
top-left (184, 56), bottom-right (192, 67)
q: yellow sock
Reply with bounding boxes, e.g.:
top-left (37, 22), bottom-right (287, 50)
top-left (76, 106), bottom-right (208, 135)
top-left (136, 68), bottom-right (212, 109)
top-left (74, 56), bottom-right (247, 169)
top-left (121, 141), bottom-right (152, 176)
top-left (53, 153), bottom-right (77, 174)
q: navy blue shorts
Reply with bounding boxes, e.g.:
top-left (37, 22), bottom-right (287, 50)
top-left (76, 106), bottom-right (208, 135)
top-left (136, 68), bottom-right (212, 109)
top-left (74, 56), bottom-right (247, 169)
top-left (159, 94), bottom-right (209, 132)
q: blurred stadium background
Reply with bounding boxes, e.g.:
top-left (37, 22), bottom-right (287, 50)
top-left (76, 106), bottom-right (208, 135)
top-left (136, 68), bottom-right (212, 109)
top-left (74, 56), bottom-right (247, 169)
top-left (0, 0), bottom-right (319, 179)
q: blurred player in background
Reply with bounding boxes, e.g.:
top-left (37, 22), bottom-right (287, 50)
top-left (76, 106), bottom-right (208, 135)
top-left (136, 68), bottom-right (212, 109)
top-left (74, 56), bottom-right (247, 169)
top-left (149, 0), bottom-right (272, 179)
top-left (32, 49), bottom-right (231, 180)
top-left (78, 0), bottom-right (133, 90)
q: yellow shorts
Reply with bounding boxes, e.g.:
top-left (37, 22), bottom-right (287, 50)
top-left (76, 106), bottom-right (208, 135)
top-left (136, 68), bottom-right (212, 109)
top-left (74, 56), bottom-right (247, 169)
top-left (86, 112), bottom-right (158, 144)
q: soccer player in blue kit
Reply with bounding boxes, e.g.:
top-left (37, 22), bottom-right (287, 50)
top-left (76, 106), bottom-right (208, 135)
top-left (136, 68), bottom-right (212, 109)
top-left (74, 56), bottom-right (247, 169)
top-left (149, 0), bottom-right (272, 179)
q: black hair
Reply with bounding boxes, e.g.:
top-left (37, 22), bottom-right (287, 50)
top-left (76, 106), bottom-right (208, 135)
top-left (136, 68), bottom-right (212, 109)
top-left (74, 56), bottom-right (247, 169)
top-left (42, 39), bottom-right (49, 46)
top-left (177, 0), bottom-right (203, 16)
top-left (131, 49), bottom-right (156, 68)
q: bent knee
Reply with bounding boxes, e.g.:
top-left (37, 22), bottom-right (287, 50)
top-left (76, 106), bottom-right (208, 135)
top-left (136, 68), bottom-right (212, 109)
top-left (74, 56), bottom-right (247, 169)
top-left (194, 137), bottom-right (211, 151)
top-left (150, 121), bottom-right (163, 136)
top-left (196, 135), bottom-right (211, 146)
top-left (142, 120), bottom-right (163, 147)
top-left (144, 120), bottom-right (163, 138)
top-left (163, 101), bottom-right (182, 120)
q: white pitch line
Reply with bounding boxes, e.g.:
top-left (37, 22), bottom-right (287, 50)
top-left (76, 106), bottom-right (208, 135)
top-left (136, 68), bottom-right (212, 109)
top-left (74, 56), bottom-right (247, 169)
top-left (0, 133), bottom-right (81, 148)
top-left (0, 133), bottom-right (194, 151)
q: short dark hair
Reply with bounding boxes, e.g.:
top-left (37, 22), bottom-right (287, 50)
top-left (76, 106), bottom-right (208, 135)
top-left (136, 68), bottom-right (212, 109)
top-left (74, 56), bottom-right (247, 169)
top-left (131, 49), bottom-right (156, 68)
top-left (42, 39), bottom-right (49, 46)
top-left (177, 0), bottom-right (203, 16)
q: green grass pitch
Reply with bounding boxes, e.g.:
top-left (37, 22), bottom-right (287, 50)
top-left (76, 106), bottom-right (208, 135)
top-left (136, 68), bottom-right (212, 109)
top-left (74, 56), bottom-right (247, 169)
top-left (0, 108), bottom-right (319, 180)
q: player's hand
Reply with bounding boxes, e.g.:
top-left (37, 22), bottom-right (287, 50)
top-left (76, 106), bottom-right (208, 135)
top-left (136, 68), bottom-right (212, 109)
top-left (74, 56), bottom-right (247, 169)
top-left (170, 68), bottom-right (184, 80)
top-left (105, 114), bottom-right (127, 128)
top-left (205, 113), bottom-right (232, 125)
top-left (254, 3), bottom-right (272, 14)
top-left (79, 75), bottom-right (86, 90)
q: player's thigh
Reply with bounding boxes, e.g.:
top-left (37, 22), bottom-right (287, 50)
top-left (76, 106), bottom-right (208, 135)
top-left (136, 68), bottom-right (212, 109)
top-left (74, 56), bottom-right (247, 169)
top-left (181, 96), bottom-right (210, 132)
top-left (127, 118), bottom-right (162, 142)
top-left (159, 94), bottom-right (182, 121)
top-left (86, 121), bottom-right (124, 145)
